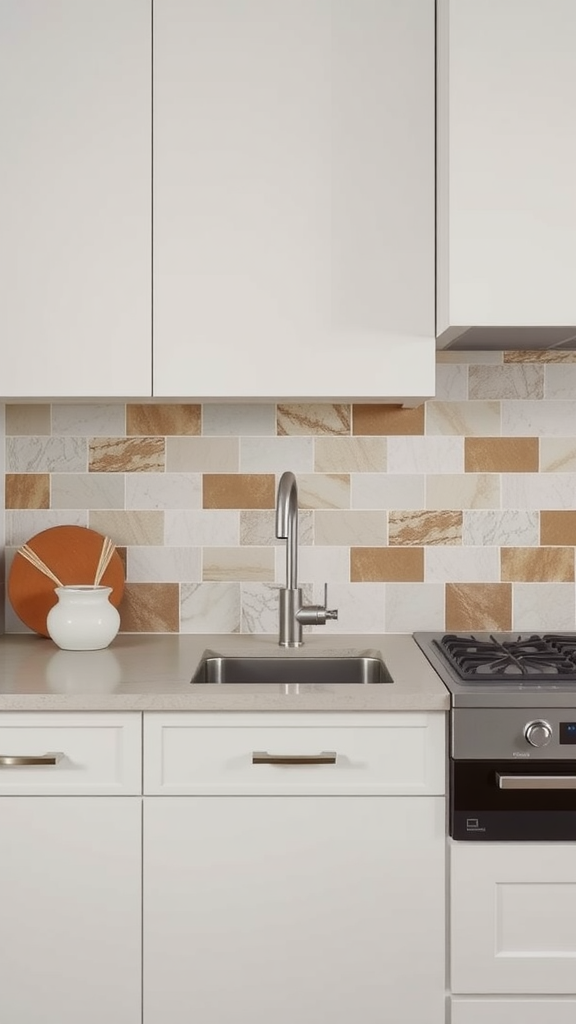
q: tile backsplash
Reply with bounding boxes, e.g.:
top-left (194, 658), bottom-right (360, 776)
top-left (3, 350), bottom-right (576, 636)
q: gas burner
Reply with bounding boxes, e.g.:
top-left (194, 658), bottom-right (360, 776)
top-left (435, 633), bottom-right (576, 683)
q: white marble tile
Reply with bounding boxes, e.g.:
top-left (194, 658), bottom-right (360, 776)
top-left (426, 473), bottom-right (501, 510)
top-left (240, 509), bottom-right (313, 547)
top-left (314, 437), bottom-right (387, 473)
top-left (502, 473), bottom-right (576, 510)
top-left (126, 472), bottom-right (201, 510)
top-left (274, 545), bottom-right (350, 586)
top-left (180, 582), bottom-right (241, 633)
top-left (203, 404), bottom-right (276, 436)
top-left (127, 546), bottom-right (201, 583)
top-left (51, 403), bottom-right (126, 436)
top-left (51, 473), bottom-right (124, 510)
top-left (165, 510), bottom-right (239, 547)
top-left (502, 400), bottom-right (576, 436)
top-left (351, 474), bottom-right (425, 510)
top-left (6, 436), bottom-right (87, 473)
top-left (544, 365), bottom-right (576, 399)
top-left (240, 583), bottom-right (281, 634)
top-left (203, 547), bottom-right (274, 582)
top-left (463, 510), bottom-right (539, 547)
top-left (384, 583), bottom-right (445, 632)
top-left (6, 510), bottom-right (87, 547)
top-left (469, 365), bottom-right (544, 400)
top-left (239, 436), bottom-right (313, 473)
top-left (314, 511), bottom-right (387, 546)
top-left (387, 436), bottom-right (464, 474)
top-left (540, 439), bottom-right (576, 473)
top-left (512, 583), bottom-right (576, 632)
top-left (316, 583), bottom-right (386, 634)
top-left (434, 364), bottom-right (468, 401)
top-left (294, 473), bottom-right (349, 509)
top-left (426, 401), bottom-right (501, 436)
top-left (166, 437), bottom-right (239, 472)
top-left (425, 546), bottom-right (500, 583)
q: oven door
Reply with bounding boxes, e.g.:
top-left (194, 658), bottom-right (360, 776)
top-left (451, 758), bottom-right (576, 840)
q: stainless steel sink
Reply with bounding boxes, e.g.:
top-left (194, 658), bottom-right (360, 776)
top-left (190, 654), bottom-right (392, 685)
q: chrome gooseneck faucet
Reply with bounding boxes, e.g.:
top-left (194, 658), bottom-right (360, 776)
top-left (275, 471), bottom-right (338, 647)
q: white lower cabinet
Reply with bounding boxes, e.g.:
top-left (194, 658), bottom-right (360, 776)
top-left (451, 998), bottom-right (576, 1024)
top-left (143, 712), bottom-right (446, 1024)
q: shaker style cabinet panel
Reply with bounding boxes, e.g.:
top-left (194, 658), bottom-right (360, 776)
top-left (153, 0), bottom-right (436, 402)
top-left (452, 999), bottom-right (576, 1024)
top-left (437, 0), bottom-right (576, 347)
top-left (0, 0), bottom-right (151, 398)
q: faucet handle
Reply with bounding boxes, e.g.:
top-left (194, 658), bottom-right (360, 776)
top-left (323, 583), bottom-right (338, 621)
top-left (295, 584), bottom-right (339, 627)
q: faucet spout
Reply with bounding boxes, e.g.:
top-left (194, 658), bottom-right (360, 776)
top-left (275, 471), bottom-right (299, 590)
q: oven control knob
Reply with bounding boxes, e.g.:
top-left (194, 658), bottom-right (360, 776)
top-left (524, 720), bottom-right (552, 747)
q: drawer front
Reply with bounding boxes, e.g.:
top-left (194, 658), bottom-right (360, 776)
top-left (452, 998), bottom-right (576, 1024)
top-left (0, 713), bottom-right (142, 794)
top-left (144, 712), bottom-right (446, 795)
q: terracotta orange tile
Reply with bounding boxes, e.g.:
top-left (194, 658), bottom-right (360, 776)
top-left (504, 351), bottom-right (576, 363)
top-left (203, 474), bottom-right (275, 509)
top-left (446, 583), bottom-right (512, 631)
top-left (389, 510), bottom-right (462, 546)
top-left (465, 437), bottom-right (539, 473)
top-left (126, 404), bottom-right (201, 436)
top-left (352, 404), bottom-right (425, 436)
top-left (277, 404), bottom-right (351, 436)
top-left (119, 583), bottom-right (179, 632)
top-left (350, 547), bottom-right (424, 582)
top-left (5, 474), bottom-right (49, 510)
top-left (89, 437), bottom-right (165, 472)
top-left (540, 512), bottom-right (576, 546)
top-left (501, 547), bottom-right (574, 582)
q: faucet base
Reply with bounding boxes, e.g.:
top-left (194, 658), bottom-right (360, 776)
top-left (278, 588), bottom-right (303, 647)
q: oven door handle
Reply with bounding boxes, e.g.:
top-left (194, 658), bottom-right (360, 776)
top-left (496, 773), bottom-right (576, 790)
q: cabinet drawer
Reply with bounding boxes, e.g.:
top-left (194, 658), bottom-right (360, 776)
top-left (143, 712), bottom-right (445, 795)
top-left (0, 713), bottom-right (142, 794)
top-left (452, 998), bottom-right (576, 1024)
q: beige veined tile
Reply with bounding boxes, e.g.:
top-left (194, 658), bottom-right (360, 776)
top-left (314, 511), bottom-right (387, 546)
top-left (389, 510), bottom-right (462, 546)
top-left (426, 401), bottom-right (501, 436)
top-left (350, 547), bottom-right (424, 582)
top-left (501, 547), bottom-right (574, 583)
top-left (540, 511), bottom-right (576, 546)
top-left (277, 403), bottom-right (351, 436)
top-left (180, 582), bottom-right (241, 633)
top-left (504, 351), bottom-right (576, 362)
top-left (119, 583), bottom-right (179, 632)
top-left (5, 405), bottom-right (51, 435)
top-left (540, 439), bottom-right (576, 473)
top-left (469, 365), bottom-right (544, 400)
top-left (513, 583), bottom-right (576, 631)
top-left (436, 351), bottom-right (503, 364)
top-left (446, 583), bottom-right (512, 631)
top-left (465, 437), bottom-right (539, 473)
top-left (352, 404), bottom-right (424, 436)
top-left (89, 437), bottom-right (165, 473)
top-left (314, 437), bottom-right (386, 473)
top-left (295, 474), bottom-right (350, 510)
top-left (5, 474), bottom-right (49, 510)
top-left (89, 510), bottom-right (164, 546)
top-left (126, 404), bottom-right (201, 436)
top-left (426, 474), bottom-right (500, 510)
top-left (202, 547), bottom-right (274, 582)
top-left (203, 474), bottom-right (275, 509)
top-left (166, 437), bottom-right (239, 473)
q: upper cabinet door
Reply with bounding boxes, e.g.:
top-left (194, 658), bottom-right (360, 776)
top-left (0, 1), bottom-right (151, 398)
top-left (153, 0), bottom-right (435, 402)
top-left (437, 0), bottom-right (576, 349)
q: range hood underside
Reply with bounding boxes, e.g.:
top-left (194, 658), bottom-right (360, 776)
top-left (437, 325), bottom-right (576, 352)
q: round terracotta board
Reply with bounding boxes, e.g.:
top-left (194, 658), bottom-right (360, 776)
top-left (8, 525), bottom-right (125, 638)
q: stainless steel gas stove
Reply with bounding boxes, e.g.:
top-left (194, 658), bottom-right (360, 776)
top-left (414, 631), bottom-right (576, 840)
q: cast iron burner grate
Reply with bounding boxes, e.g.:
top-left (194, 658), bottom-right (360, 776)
top-left (434, 633), bottom-right (576, 682)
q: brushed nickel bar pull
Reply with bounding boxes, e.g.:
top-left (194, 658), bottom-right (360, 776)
top-left (252, 751), bottom-right (337, 765)
top-left (497, 773), bottom-right (576, 790)
top-left (0, 753), bottom-right (63, 767)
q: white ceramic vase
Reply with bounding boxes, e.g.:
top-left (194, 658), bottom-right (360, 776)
top-left (46, 585), bottom-right (120, 651)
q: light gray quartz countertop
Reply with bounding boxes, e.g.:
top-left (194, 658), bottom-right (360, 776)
top-left (0, 633), bottom-right (449, 712)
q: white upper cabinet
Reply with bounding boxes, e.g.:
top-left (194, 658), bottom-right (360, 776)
top-left (437, 0), bottom-right (576, 350)
top-left (0, 0), bottom-right (151, 398)
top-left (153, 0), bottom-right (435, 402)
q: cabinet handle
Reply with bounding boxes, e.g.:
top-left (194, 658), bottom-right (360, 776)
top-left (497, 773), bottom-right (576, 790)
top-left (252, 751), bottom-right (337, 765)
top-left (0, 753), bottom-right (63, 767)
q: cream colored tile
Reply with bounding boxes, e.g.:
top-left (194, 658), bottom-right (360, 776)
top-left (239, 437), bottom-right (313, 473)
top-left (387, 437), bottom-right (464, 474)
top-left (52, 403), bottom-right (125, 435)
top-left (166, 510), bottom-right (239, 547)
top-left (545, 365), bottom-right (576, 398)
top-left (351, 474), bottom-right (425, 510)
top-left (512, 584), bottom-right (575, 631)
top-left (434, 364), bottom-right (468, 401)
top-left (127, 546), bottom-right (201, 583)
top-left (436, 351), bottom-right (503, 364)
top-left (51, 473), bottom-right (124, 510)
top-left (7, 436), bottom-right (87, 473)
top-left (240, 509), bottom-right (313, 547)
top-left (314, 437), bottom-right (386, 473)
top-left (89, 510), bottom-right (164, 546)
top-left (126, 473), bottom-right (201, 510)
top-left (426, 401), bottom-right (501, 436)
top-left (502, 400), bottom-right (576, 436)
top-left (203, 404), bottom-right (276, 436)
top-left (166, 437), bottom-right (239, 472)
top-left (314, 583), bottom-right (386, 633)
top-left (463, 510), bottom-right (539, 547)
top-left (6, 404), bottom-right (51, 435)
top-left (469, 365), bottom-right (544, 399)
top-left (314, 511), bottom-right (387, 546)
top-left (540, 439), bottom-right (576, 472)
top-left (181, 582), bottom-right (241, 633)
top-left (384, 584), bottom-right (445, 631)
top-left (426, 473), bottom-right (500, 510)
top-left (203, 547), bottom-right (274, 582)
top-left (389, 510), bottom-right (462, 546)
top-left (276, 545), bottom-right (350, 586)
top-left (502, 473), bottom-right (576, 509)
top-left (295, 474), bottom-right (349, 509)
top-left (425, 546), bottom-right (499, 583)
top-left (277, 404), bottom-right (350, 435)
top-left (6, 510), bottom-right (87, 547)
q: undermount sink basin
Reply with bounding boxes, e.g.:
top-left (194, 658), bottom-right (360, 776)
top-left (190, 654), bottom-right (392, 686)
